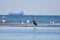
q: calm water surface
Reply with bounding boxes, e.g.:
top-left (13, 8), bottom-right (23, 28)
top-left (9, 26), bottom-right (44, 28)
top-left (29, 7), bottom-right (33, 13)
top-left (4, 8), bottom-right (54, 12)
top-left (0, 27), bottom-right (60, 40)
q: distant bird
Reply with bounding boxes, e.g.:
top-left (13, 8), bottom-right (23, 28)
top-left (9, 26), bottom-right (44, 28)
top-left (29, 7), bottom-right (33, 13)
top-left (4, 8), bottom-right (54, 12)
top-left (33, 20), bottom-right (37, 26)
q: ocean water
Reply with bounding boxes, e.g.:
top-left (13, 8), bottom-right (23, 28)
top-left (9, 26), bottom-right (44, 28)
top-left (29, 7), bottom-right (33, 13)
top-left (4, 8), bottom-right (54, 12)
top-left (0, 27), bottom-right (60, 40)
top-left (0, 15), bottom-right (60, 40)
top-left (0, 15), bottom-right (60, 23)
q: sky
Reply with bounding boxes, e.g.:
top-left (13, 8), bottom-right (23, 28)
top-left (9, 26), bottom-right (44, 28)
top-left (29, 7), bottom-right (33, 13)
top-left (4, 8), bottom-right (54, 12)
top-left (0, 0), bottom-right (60, 15)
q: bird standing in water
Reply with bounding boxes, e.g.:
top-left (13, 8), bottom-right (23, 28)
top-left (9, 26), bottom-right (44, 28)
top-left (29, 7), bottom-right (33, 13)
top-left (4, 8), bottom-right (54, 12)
top-left (32, 16), bottom-right (37, 26)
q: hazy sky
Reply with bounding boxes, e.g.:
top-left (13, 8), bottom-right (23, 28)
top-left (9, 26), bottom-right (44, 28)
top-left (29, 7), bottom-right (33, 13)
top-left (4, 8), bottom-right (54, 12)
top-left (0, 0), bottom-right (60, 15)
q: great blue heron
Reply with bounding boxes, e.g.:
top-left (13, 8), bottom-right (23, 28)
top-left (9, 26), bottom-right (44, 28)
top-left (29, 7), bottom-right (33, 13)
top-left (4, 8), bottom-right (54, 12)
top-left (32, 16), bottom-right (37, 26)
top-left (33, 20), bottom-right (37, 26)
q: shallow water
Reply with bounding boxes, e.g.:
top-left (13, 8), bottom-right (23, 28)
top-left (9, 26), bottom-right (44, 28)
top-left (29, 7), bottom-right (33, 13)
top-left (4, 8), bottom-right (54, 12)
top-left (0, 27), bottom-right (60, 40)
